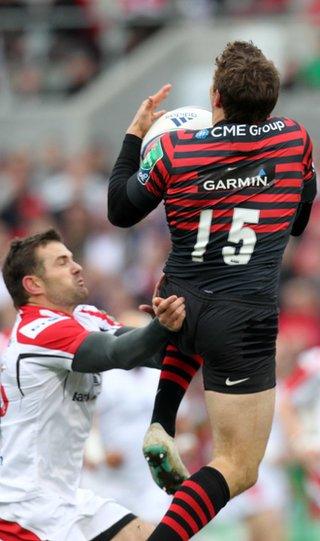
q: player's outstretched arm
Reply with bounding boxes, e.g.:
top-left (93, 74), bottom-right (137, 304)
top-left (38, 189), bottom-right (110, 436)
top-left (107, 85), bottom-right (171, 228)
top-left (72, 296), bottom-right (185, 373)
top-left (290, 201), bottom-right (314, 236)
top-left (291, 129), bottom-right (317, 236)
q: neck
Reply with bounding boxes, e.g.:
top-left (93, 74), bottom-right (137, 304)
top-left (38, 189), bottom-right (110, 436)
top-left (212, 108), bottom-right (225, 125)
top-left (26, 299), bottom-right (75, 315)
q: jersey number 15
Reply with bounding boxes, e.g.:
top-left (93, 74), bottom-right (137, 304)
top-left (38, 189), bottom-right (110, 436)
top-left (192, 207), bottom-right (260, 265)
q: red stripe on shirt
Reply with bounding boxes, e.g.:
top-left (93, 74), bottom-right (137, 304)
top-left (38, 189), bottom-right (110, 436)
top-left (168, 194), bottom-right (300, 208)
top-left (0, 519), bottom-right (42, 541)
top-left (276, 163), bottom-right (302, 172)
top-left (274, 179), bottom-right (301, 187)
top-left (171, 221), bottom-right (290, 234)
top-left (174, 146), bottom-right (303, 168)
top-left (210, 222), bottom-right (290, 233)
top-left (17, 317), bottom-right (89, 355)
top-left (168, 208), bottom-right (296, 220)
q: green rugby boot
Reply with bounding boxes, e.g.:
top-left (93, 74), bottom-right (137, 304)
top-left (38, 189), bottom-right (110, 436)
top-left (143, 422), bottom-right (189, 495)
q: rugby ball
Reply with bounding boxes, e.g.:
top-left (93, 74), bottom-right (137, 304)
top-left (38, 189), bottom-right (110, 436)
top-left (141, 106), bottom-right (212, 157)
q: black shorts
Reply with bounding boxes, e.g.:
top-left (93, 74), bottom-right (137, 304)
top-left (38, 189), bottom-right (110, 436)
top-left (161, 276), bottom-right (278, 394)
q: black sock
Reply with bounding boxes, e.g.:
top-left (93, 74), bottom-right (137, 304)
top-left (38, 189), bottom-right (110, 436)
top-left (148, 466), bottom-right (230, 540)
top-left (151, 344), bottom-right (203, 437)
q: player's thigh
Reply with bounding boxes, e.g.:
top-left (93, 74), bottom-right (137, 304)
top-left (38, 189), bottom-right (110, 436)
top-left (110, 518), bottom-right (154, 540)
top-left (206, 389), bottom-right (275, 472)
top-left (159, 276), bottom-right (202, 355)
top-left (200, 301), bottom-right (277, 482)
top-left (199, 300), bottom-right (278, 395)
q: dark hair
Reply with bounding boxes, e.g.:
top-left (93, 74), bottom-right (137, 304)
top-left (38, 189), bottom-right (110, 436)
top-left (213, 41), bottom-right (280, 123)
top-left (2, 228), bottom-right (62, 308)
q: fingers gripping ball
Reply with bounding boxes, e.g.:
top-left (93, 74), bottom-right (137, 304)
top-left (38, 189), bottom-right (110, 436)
top-left (141, 106), bottom-right (212, 159)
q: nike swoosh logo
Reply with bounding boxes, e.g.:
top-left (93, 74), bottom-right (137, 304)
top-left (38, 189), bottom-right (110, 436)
top-left (225, 377), bottom-right (250, 386)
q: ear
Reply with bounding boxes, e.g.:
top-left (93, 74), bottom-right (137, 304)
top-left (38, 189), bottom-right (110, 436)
top-left (22, 275), bottom-right (44, 298)
top-left (212, 89), bottom-right (222, 109)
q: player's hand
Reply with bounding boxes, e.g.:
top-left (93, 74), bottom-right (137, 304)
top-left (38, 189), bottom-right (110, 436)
top-left (153, 295), bottom-right (185, 332)
top-left (126, 84), bottom-right (172, 139)
top-left (139, 274), bottom-right (165, 318)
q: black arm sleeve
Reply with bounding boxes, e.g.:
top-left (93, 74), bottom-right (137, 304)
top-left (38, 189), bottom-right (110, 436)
top-left (290, 175), bottom-right (317, 237)
top-left (114, 325), bottom-right (165, 369)
top-left (108, 134), bottom-right (151, 227)
top-left (114, 325), bottom-right (135, 336)
top-left (301, 174), bottom-right (317, 203)
top-left (290, 201), bottom-right (313, 237)
top-left (71, 318), bottom-right (169, 373)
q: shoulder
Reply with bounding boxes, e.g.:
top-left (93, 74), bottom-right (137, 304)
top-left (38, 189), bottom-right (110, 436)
top-left (74, 304), bottom-right (122, 333)
top-left (17, 308), bottom-right (72, 340)
top-left (280, 116), bottom-right (310, 138)
top-left (17, 307), bottom-right (89, 355)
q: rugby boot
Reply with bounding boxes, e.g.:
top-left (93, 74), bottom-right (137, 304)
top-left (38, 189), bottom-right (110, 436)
top-left (143, 422), bottom-right (189, 495)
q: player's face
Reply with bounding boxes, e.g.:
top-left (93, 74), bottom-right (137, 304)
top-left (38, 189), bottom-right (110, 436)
top-left (35, 241), bottom-right (88, 308)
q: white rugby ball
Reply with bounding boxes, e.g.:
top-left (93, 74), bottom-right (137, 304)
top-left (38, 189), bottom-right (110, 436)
top-left (141, 106), bottom-right (212, 157)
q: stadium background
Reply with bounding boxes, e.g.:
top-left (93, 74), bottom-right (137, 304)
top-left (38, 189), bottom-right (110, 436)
top-left (0, 1), bottom-right (320, 539)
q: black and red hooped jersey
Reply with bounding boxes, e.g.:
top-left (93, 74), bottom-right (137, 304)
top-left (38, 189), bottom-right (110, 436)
top-left (128, 117), bottom-right (317, 296)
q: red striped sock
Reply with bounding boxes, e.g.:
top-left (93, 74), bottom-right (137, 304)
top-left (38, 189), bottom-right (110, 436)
top-left (151, 344), bottom-right (203, 436)
top-left (147, 467), bottom-right (230, 540)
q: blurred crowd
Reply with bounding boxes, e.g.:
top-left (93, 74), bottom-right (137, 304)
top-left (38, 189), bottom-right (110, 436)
top-left (0, 137), bottom-right (319, 539)
top-left (1, 0), bottom-right (320, 99)
top-left (1, 2), bottom-right (320, 538)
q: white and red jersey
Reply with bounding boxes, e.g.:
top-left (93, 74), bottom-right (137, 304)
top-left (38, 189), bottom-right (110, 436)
top-left (284, 347), bottom-right (320, 443)
top-left (284, 347), bottom-right (320, 518)
top-left (0, 304), bottom-right (122, 504)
